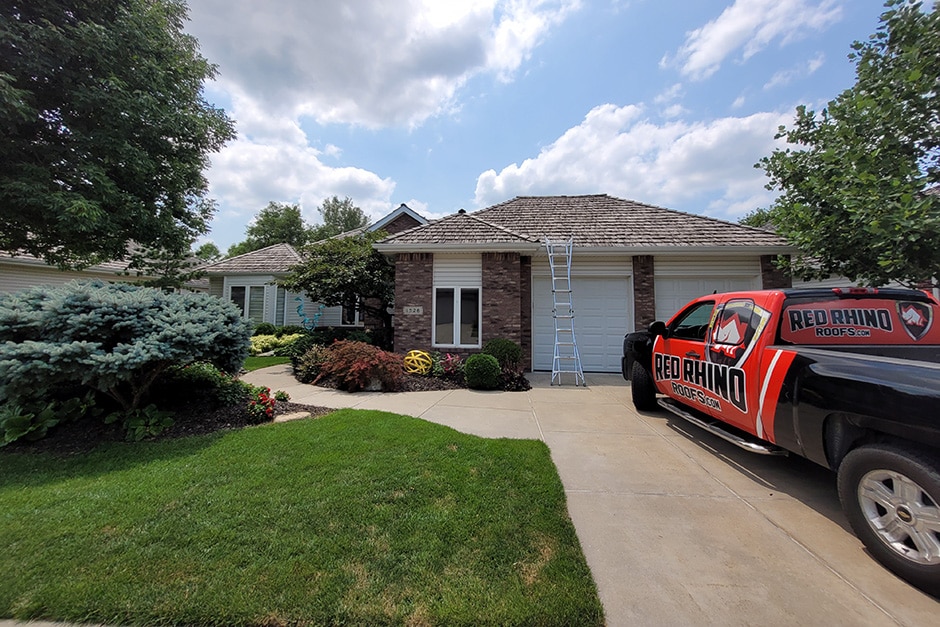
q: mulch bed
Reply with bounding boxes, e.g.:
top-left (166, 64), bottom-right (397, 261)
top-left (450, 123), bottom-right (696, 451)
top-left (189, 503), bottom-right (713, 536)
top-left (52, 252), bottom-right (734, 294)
top-left (1, 374), bottom-right (464, 458)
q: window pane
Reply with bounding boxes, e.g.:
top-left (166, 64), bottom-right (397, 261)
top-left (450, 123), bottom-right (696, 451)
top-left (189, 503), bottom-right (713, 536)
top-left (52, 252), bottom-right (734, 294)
top-left (435, 288), bottom-right (455, 344)
top-left (230, 286), bottom-right (246, 316)
top-left (248, 286), bottom-right (265, 324)
top-left (670, 302), bottom-right (714, 341)
top-left (276, 287), bottom-right (286, 325)
top-left (460, 288), bottom-right (479, 345)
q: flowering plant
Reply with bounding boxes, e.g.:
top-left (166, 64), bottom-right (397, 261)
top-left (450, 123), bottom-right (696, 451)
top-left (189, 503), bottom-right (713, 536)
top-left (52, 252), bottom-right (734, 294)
top-left (441, 353), bottom-right (464, 376)
top-left (246, 386), bottom-right (276, 423)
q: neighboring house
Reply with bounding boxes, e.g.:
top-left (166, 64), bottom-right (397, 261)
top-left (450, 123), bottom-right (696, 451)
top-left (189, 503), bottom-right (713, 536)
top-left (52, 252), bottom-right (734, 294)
top-left (374, 194), bottom-right (795, 373)
top-left (203, 203), bottom-right (426, 326)
top-left (0, 250), bottom-right (208, 294)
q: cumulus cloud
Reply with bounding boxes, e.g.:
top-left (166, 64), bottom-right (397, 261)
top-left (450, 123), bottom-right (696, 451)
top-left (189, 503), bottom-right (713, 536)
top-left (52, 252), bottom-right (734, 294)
top-left (186, 0), bottom-right (580, 128)
top-left (665, 0), bottom-right (841, 80)
top-left (473, 103), bottom-right (792, 219)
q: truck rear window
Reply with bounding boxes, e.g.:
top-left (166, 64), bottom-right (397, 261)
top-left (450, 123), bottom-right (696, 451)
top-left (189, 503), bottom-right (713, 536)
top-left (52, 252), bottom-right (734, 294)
top-left (780, 297), bottom-right (940, 345)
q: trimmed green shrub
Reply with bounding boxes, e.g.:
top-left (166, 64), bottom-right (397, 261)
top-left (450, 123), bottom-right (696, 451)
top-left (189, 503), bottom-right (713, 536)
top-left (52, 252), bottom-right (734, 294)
top-left (0, 281), bottom-right (251, 419)
top-left (315, 340), bottom-right (404, 392)
top-left (293, 345), bottom-right (332, 383)
top-left (482, 338), bottom-right (522, 369)
top-left (464, 354), bottom-right (501, 390)
top-left (252, 322), bottom-right (277, 336)
top-left (162, 361), bottom-right (250, 407)
top-left (250, 333), bottom-right (304, 356)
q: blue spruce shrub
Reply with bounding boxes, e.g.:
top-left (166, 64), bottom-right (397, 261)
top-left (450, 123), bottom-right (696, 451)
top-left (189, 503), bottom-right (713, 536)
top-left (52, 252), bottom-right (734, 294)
top-left (0, 281), bottom-right (251, 419)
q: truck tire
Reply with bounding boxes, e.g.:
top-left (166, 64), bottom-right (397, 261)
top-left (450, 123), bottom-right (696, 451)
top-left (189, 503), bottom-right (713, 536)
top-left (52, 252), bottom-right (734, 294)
top-left (631, 361), bottom-right (658, 411)
top-left (837, 443), bottom-right (940, 596)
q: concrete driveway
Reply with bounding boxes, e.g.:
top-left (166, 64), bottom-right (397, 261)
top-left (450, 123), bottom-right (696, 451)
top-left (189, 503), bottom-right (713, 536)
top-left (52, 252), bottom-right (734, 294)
top-left (243, 366), bottom-right (940, 626)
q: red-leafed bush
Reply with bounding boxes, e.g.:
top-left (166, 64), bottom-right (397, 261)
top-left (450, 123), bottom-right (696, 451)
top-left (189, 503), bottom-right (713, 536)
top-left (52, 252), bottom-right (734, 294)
top-left (315, 340), bottom-right (405, 392)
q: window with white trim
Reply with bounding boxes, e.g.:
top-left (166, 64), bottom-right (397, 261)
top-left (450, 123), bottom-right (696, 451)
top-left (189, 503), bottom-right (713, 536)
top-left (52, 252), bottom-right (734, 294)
top-left (229, 285), bottom-right (265, 324)
top-left (433, 287), bottom-right (480, 347)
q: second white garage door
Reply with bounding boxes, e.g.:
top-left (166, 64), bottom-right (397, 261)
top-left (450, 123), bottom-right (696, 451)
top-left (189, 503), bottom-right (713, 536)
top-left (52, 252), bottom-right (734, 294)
top-left (654, 257), bottom-right (761, 322)
top-left (532, 275), bottom-right (632, 372)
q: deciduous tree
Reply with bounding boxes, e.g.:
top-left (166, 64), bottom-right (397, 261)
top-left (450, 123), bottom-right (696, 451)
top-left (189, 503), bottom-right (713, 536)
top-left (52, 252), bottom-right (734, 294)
top-left (226, 202), bottom-right (312, 257)
top-left (0, 0), bottom-right (235, 268)
top-left (758, 0), bottom-right (940, 287)
top-left (281, 231), bottom-right (394, 331)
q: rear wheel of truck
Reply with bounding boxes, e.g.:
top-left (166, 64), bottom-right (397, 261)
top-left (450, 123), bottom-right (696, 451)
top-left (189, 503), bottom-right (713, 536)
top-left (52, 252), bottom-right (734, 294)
top-left (837, 443), bottom-right (940, 596)
top-left (631, 361), bottom-right (658, 411)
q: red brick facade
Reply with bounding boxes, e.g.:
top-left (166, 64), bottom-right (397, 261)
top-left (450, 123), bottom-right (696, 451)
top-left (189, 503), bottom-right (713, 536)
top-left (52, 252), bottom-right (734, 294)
top-left (381, 214), bottom-right (422, 235)
top-left (392, 253), bottom-right (433, 352)
top-left (761, 255), bottom-right (792, 289)
top-left (632, 255), bottom-right (655, 331)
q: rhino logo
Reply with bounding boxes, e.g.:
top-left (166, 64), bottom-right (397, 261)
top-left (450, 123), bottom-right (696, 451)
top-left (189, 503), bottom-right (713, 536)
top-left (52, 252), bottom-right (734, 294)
top-left (897, 301), bottom-right (932, 341)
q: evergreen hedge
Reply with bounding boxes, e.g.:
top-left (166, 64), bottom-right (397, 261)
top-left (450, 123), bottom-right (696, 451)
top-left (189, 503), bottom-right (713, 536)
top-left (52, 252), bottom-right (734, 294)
top-left (0, 281), bottom-right (251, 415)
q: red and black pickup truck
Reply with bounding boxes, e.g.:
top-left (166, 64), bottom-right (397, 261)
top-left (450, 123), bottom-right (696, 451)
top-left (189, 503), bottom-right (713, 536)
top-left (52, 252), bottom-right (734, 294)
top-left (622, 287), bottom-right (940, 595)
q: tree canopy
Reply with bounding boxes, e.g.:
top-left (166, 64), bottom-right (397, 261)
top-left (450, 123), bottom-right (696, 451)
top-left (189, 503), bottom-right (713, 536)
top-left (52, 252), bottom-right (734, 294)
top-left (281, 230), bottom-right (394, 330)
top-left (757, 0), bottom-right (940, 288)
top-left (226, 202), bottom-right (312, 257)
top-left (311, 196), bottom-right (371, 240)
top-left (0, 0), bottom-right (235, 268)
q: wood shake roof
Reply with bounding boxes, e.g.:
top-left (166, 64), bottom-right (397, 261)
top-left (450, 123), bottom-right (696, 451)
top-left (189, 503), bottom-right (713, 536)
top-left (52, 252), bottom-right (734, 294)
top-left (377, 195), bottom-right (791, 253)
top-left (202, 243), bottom-right (302, 275)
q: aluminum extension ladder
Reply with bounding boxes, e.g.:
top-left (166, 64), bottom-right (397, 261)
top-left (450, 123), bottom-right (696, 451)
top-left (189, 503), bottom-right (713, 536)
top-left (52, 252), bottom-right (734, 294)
top-left (546, 238), bottom-right (585, 386)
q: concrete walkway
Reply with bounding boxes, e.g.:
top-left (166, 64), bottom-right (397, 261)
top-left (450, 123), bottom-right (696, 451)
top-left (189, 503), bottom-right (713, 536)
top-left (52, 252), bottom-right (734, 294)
top-left (241, 365), bottom-right (940, 626)
top-left (5, 367), bottom-right (936, 627)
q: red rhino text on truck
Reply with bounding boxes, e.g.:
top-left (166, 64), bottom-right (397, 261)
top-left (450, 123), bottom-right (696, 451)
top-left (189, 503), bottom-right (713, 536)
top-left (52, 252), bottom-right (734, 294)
top-left (622, 287), bottom-right (940, 596)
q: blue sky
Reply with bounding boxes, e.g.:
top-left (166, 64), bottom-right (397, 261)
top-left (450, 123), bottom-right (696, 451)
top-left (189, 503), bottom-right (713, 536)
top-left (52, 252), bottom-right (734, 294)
top-left (183, 0), bottom-right (890, 251)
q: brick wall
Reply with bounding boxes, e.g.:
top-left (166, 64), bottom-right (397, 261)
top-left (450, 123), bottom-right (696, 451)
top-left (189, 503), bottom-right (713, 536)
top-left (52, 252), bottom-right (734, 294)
top-left (393, 253), bottom-right (433, 352)
top-left (382, 214), bottom-right (422, 235)
top-left (761, 255), bottom-right (792, 289)
top-left (632, 255), bottom-right (655, 330)
top-left (481, 251), bottom-right (525, 363)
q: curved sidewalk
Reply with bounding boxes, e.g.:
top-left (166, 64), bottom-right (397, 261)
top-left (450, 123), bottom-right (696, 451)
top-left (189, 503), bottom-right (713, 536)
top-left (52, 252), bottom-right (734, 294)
top-left (241, 365), bottom-right (939, 626)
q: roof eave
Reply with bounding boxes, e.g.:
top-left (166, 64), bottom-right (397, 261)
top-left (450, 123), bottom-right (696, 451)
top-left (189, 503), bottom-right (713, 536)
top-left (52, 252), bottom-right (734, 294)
top-left (374, 242), bottom-right (542, 254)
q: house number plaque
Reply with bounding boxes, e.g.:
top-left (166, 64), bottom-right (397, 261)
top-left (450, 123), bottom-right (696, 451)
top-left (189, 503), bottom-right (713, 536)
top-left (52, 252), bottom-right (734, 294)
top-left (402, 306), bottom-right (423, 315)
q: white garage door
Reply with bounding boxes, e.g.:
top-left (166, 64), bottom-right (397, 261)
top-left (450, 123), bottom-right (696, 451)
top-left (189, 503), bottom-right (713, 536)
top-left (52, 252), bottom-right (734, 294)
top-left (655, 276), bottom-right (758, 321)
top-left (532, 276), bottom-right (631, 372)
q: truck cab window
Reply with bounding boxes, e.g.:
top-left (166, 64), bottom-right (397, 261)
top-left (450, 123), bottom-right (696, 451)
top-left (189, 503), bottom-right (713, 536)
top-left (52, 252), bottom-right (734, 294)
top-left (669, 301), bottom-right (715, 341)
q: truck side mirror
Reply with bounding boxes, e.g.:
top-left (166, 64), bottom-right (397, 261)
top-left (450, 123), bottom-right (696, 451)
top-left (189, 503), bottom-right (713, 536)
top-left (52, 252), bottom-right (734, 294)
top-left (648, 320), bottom-right (668, 337)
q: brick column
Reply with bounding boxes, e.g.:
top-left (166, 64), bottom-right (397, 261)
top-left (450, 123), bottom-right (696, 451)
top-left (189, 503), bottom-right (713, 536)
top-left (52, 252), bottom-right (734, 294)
top-left (761, 255), bottom-right (792, 289)
top-left (482, 252), bottom-right (522, 345)
top-left (632, 255), bottom-right (655, 331)
top-left (520, 256), bottom-right (532, 371)
top-left (393, 253), bottom-right (433, 352)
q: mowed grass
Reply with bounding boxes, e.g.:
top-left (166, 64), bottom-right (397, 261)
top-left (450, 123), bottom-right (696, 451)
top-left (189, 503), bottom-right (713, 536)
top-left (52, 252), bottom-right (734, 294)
top-left (0, 410), bottom-right (603, 626)
top-left (242, 355), bottom-right (292, 371)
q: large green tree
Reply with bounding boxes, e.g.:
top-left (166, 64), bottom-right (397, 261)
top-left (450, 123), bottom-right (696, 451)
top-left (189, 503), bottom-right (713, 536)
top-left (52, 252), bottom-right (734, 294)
top-left (226, 202), bottom-right (312, 257)
top-left (758, 0), bottom-right (940, 287)
top-left (0, 0), bottom-right (235, 268)
top-left (281, 230), bottom-right (394, 331)
top-left (310, 195), bottom-right (370, 240)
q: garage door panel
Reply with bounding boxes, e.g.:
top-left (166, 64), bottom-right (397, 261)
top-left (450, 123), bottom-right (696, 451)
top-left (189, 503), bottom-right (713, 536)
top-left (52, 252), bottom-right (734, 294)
top-left (654, 276), bottom-right (759, 322)
top-left (533, 276), bottom-right (631, 372)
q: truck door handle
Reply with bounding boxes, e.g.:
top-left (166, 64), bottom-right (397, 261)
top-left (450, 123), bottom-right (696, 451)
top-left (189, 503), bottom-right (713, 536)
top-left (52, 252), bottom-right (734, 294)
top-left (685, 351), bottom-right (701, 359)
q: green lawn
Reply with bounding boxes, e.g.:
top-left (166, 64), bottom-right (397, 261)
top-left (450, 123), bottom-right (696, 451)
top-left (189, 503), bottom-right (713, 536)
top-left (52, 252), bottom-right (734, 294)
top-left (0, 410), bottom-right (603, 626)
top-left (243, 355), bottom-right (291, 371)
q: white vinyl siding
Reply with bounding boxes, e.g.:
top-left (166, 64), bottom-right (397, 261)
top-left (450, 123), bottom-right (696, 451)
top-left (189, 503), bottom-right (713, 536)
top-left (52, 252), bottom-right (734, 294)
top-left (653, 256), bottom-right (761, 321)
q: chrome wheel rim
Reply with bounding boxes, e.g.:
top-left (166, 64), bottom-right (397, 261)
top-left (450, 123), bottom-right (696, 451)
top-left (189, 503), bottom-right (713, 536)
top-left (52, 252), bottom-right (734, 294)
top-left (857, 469), bottom-right (940, 565)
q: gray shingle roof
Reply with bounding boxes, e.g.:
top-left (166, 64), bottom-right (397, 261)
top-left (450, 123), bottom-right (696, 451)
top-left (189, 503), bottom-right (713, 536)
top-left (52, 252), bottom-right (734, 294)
top-left (202, 243), bottom-right (302, 275)
top-left (377, 195), bottom-right (790, 252)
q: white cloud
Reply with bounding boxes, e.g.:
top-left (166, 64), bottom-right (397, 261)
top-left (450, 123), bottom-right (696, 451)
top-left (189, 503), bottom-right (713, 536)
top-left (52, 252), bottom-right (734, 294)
top-left (764, 53), bottom-right (826, 90)
top-left (474, 103), bottom-right (791, 219)
top-left (667, 0), bottom-right (841, 80)
top-left (186, 0), bottom-right (580, 129)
